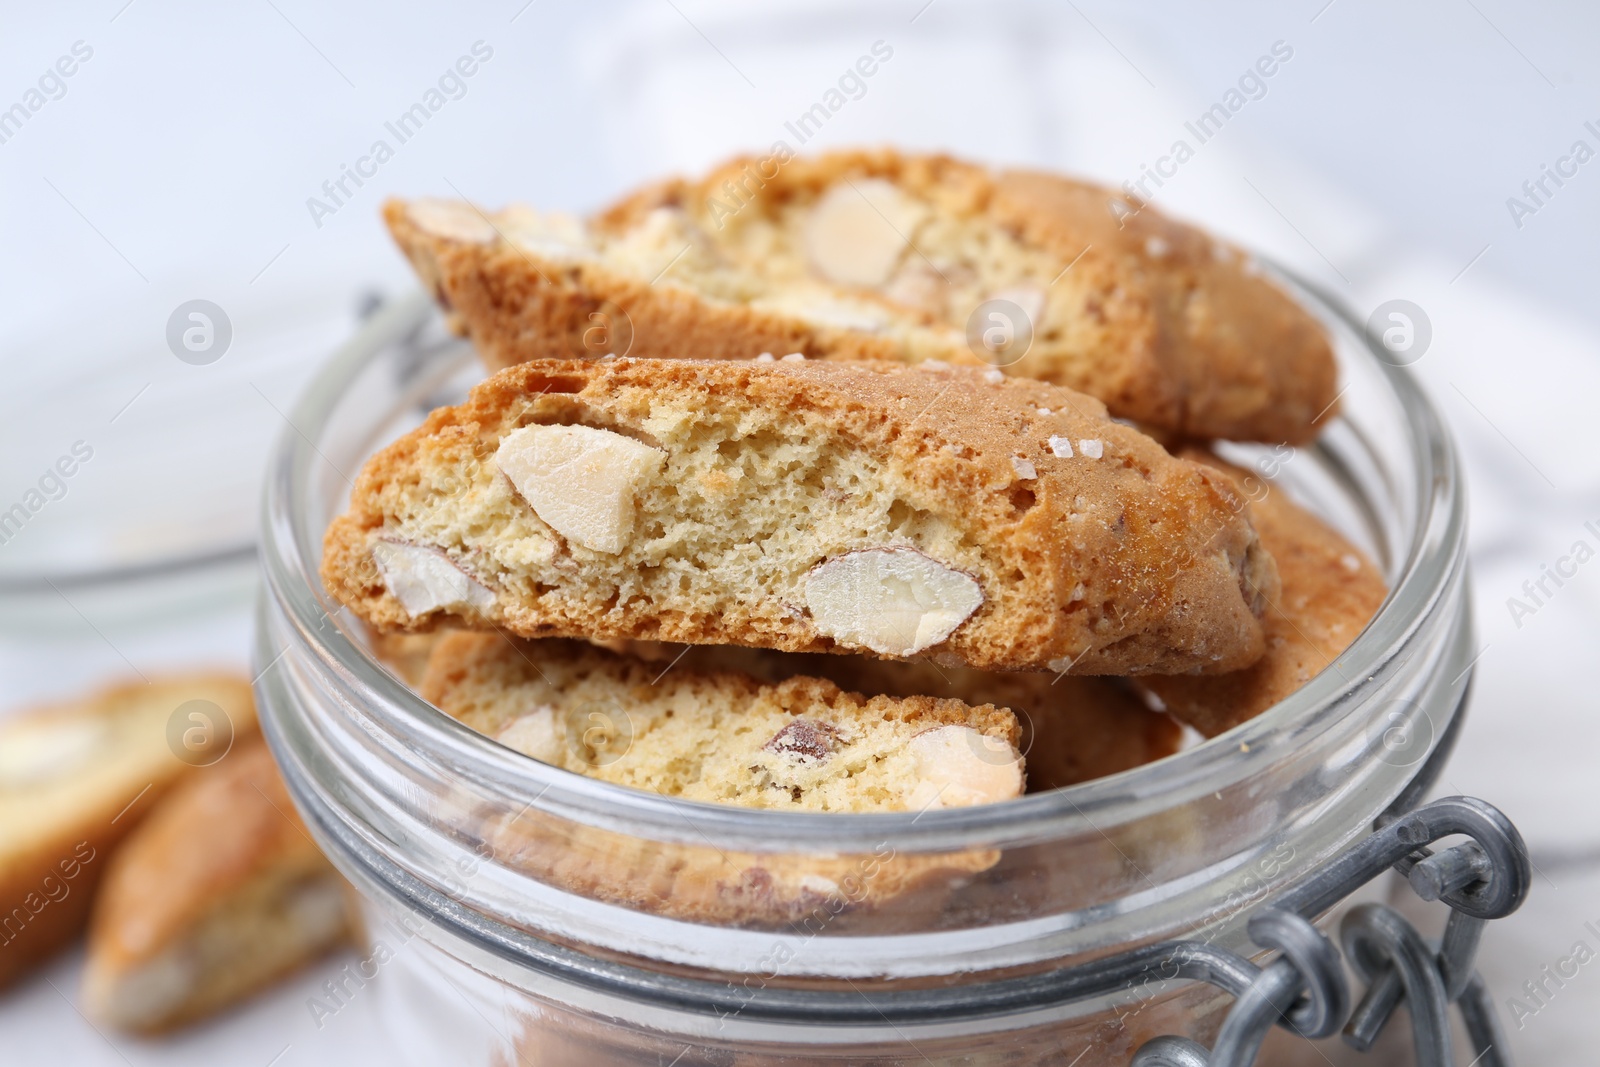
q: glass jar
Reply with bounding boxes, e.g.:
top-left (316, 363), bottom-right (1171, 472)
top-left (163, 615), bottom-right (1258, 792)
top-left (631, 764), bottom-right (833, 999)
top-left (254, 277), bottom-right (1472, 1065)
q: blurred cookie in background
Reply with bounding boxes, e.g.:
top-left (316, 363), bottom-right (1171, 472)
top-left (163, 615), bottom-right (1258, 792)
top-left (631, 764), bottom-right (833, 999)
top-left (82, 733), bottom-right (354, 1033)
top-left (0, 673), bottom-right (255, 989)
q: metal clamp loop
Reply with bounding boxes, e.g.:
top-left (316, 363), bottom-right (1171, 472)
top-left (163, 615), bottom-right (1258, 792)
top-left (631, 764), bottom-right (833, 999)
top-left (1246, 910), bottom-right (1348, 1038)
top-left (1341, 904), bottom-right (1454, 1067)
top-left (1392, 798), bottom-right (1531, 920)
top-left (1128, 795), bottom-right (1531, 1066)
top-left (1131, 1036), bottom-right (1211, 1067)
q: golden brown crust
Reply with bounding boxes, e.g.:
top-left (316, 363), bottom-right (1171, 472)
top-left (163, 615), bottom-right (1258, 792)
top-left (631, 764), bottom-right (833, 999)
top-left (387, 148), bottom-right (1336, 443)
top-left (322, 357), bottom-right (1277, 675)
top-left (479, 803), bottom-right (991, 932)
top-left (985, 167), bottom-right (1338, 444)
top-left (1013, 676), bottom-right (1182, 791)
top-left (82, 737), bottom-right (350, 1032)
top-left (0, 673), bottom-right (256, 990)
top-left (1139, 450), bottom-right (1388, 736)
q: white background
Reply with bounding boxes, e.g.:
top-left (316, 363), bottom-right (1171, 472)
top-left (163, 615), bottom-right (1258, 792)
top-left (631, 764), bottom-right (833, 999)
top-left (2, 1), bottom-right (1598, 1063)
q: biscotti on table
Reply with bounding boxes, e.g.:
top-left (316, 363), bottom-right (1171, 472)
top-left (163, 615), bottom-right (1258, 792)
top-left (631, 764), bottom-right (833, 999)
top-left (82, 736), bottom-right (353, 1033)
top-left (0, 673), bottom-right (256, 989)
top-left (322, 357), bottom-right (1278, 676)
top-left (385, 148), bottom-right (1337, 444)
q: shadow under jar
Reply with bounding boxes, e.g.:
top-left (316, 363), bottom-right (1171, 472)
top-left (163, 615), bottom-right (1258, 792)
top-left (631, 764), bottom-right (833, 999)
top-left (255, 273), bottom-right (1472, 1066)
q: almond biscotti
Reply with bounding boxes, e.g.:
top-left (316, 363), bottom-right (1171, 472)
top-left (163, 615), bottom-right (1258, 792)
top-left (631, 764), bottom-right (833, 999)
top-left (421, 632), bottom-right (1020, 928)
top-left (386, 148), bottom-right (1337, 443)
top-left (1140, 450), bottom-right (1388, 737)
top-left (421, 633), bottom-right (1023, 812)
top-left (778, 656), bottom-right (1182, 792)
top-left (83, 736), bottom-right (352, 1033)
top-left (322, 358), bottom-right (1278, 675)
top-left (0, 673), bottom-right (256, 989)
top-left (614, 642), bottom-right (1182, 791)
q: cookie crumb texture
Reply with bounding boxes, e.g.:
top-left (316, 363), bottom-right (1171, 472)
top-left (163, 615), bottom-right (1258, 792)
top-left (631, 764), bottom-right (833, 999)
top-left (322, 358), bottom-right (1277, 674)
top-left (421, 634), bottom-right (1022, 812)
top-left (619, 642), bottom-right (1184, 792)
top-left (420, 634), bottom-right (1018, 927)
top-left (386, 148), bottom-right (1337, 443)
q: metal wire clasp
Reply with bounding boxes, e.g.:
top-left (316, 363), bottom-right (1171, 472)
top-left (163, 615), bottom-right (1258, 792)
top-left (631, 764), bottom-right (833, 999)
top-left (1130, 796), bottom-right (1531, 1067)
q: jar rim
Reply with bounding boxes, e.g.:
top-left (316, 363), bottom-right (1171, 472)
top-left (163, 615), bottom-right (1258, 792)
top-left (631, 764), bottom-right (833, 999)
top-left (258, 271), bottom-right (1466, 853)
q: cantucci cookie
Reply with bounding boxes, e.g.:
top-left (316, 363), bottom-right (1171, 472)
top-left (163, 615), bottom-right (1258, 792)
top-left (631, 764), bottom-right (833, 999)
top-left (373, 631), bottom-right (1175, 791)
top-left (612, 642), bottom-right (1182, 791)
top-left (420, 633), bottom-right (1023, 812)
top-left (420, 633), bottom-right (1021, 927)
top-left (322, 358), bottom-right (1278, 675)
top-left (83, 736), bottom-right (352, 1033)
top-left (771, 657), bottom-right (1182, 792)
top-left (386, 148), bottom-right (1337, 443)
top-left (0, 673), bottom-right (256, 989)
top-left (1140, 449), bottom-right (1388, 736)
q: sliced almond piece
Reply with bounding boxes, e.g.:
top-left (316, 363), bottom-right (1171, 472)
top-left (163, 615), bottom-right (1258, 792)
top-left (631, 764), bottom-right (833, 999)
top-left (804, 179), bottom-right (928, 288)
top-left (372, 540), bottom-right (496, 617)
top-left (407, 199), bottom-right (498, 244)
top-left (497, 205), bottom-right (593, 261)
top-left (988, 284), bottom-right (1048, 330)
top-left (883, 262), bottom-right (948, 317)
top-left (764, 719), bottom-right (839, 762)
top-left (496, 706), bottom-right (564, 764)
top-left (906, 725), bottom-right (1023, 809)
top-left (0, 716), bottom-right (110, 789)
top-left (803, 548), bottom-right (983, 656)
top-left (495, 424), bottom-right (665, 554)
top-left (754, 291), bottom-right (891, 332)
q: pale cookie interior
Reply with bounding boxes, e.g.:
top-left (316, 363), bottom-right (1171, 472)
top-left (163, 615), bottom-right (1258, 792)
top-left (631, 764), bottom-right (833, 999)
top-left (0, 715), bottom-right (111, 790)
top-left (434, 177), bottom-right (1068, 363)
top-left (429, 639), bottom-right (1022, 813)
top-left (89, 871), bottom-right (348, 1031)
top-left (368, 397), bottom-right (992, 656)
